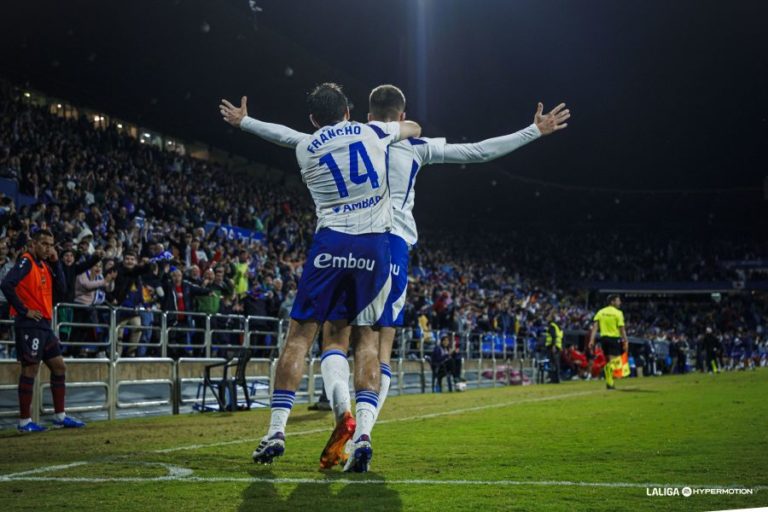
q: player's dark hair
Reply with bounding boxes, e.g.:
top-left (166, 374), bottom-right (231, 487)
top-left (123, 250), bottom-right (137, 258)
top-left (31, 228), bottom-right (53, 241)
top-left (369, 84), bottom-right (406, 121)
top-left (307, 83), bottom-right (349, 127)
top-left (607, 294), bottom-right (621, 304)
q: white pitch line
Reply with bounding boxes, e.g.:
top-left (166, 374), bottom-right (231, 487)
top-left (0, 389), bottom-right (600, 480)
top-left (0, 461), bottom-right (89, 478)
top-left (155, 389), bottom-right (598, 453)
top-left (1, 475), bottom-right (765, 491)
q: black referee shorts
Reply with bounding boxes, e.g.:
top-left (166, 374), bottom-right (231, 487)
top-left (599, 336), bottom-right (624, 357)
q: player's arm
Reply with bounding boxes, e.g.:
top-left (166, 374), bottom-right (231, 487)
top-left (396, 121), bottom-right (421, 141)
top-left (620, 326), bottom-right (629, 353)
top-left (187, 282), bottom-right (213, 297)
top-left (370, 120), bottom-right (421, 143)
top-left (47, 253), bottom-right (68, 297)
top-left (219, 96), bottom-right (307, 148)
top-left (587, 322), bottom-right (598, 352)
top-left (74, 253), bottom-right (102, 275)
top-left (0, 256), bottom-right (34, 318)
top-left (421, 102), bottom-right (570, 165)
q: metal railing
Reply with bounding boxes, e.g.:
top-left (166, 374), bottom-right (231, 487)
top-left (0, 314), bottom-right (539, 425)
top-left (0, 319), bottom-right (14, 359)
top-left (18, 303), bottom-right (290, 361)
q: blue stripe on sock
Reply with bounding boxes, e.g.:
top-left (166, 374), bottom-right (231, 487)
top-left (272, 389), bottom-right (295, 409)
top-left (321, 349), bottom-right (347, 362)
top-left (355, 390), bottom-right (379, 407)
top-left (380, 363), bottom-right (392, 378)
top-left (356, 396), bottom-right (378, 407)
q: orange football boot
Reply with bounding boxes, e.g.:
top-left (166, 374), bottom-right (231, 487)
top-left (319, 411), bottom-right (356, 469)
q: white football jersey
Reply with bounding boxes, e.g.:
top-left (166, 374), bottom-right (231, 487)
top-left (242, 116), bottom-right (540, 243)
top-left (295, 120), bottom-right (401, 235)
top-left (387, 137), bottom-right (447, 246)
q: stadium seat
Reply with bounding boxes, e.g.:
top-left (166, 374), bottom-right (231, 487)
top-left (199, 348), bottom-right (253, 412)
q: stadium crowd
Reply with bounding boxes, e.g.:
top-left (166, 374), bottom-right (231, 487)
top-left (0, 90), bottom-right (766, 367)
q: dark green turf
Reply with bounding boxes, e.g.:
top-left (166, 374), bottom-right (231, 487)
top-left (1, 371), bottom-right (766, 511)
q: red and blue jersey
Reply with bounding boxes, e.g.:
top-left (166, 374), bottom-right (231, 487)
top-left (0, 252), bottom-right (66, 329)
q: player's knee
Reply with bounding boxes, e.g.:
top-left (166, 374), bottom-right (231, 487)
top-left (323, 340), bottom-right (350, 353)
top-left (22, 362), bottom-right (40, 377)
top-left (49, 358), bottom-right (67, 375)
top-left (355, 338), bottom-right (378, 357)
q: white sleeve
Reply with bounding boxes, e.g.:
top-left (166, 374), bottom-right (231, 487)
top-left (368, 121), bottom-right (402, 144)
top-left (385, 121), bottom-right (403, 142)
top-left (436, 123), bottom-right (542, 164)
top-left (240, 116), bottom-right (308, 148)
top-left (412, 138), bottom-right (448, 165)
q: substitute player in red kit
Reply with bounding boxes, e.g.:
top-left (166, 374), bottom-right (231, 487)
top-left (1, 229), bottom-right (86, 432)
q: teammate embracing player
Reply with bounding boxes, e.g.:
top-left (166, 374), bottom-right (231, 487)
top-left (221, 84), bottom-right (569, 471)
top-left (221, 83), bottom-right (420, 472)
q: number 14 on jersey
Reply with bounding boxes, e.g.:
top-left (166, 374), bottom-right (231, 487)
top-left (319, 141), bottom-right (380, 198)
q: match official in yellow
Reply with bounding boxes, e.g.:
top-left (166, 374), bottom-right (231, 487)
top-left (544, 311), bottom-right (563, 383)
top-left (588, 295), bottom-right (628, 390)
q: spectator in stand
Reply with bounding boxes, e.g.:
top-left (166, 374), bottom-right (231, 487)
top-left (72, 259), bottom-right (117, 355)
top-left (431, 333), bottom-right (455, 393)
top-left (643, 339), bottom-right (658, 377)
top-left (278, 282), bottom-right (297, 321)
top-left (0, 238), bottom-right (15, 354)
top-left (57, 246), bottom-right (101, 351)
top-left (110, 250), bottom-right (148, 357)
top-left (0, 88), bottom-right (765, 366)
top-left (231, 250), bottom-right (250, 298)
top-left (0, 238), bottom-right (14, 318)
top-left (162, 267), bottom-right (211, 357)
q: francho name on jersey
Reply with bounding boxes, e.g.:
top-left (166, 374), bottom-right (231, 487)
top-left (306, 124), bottom-right (363, 154)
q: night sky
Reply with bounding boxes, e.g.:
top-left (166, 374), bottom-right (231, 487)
top-left (2, 0), bottom-right (766, 228)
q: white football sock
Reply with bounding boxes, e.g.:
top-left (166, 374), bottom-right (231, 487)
top-left (354, 390), bottom-right (378, 440)
top-left (321, 350), bottom-right (351, 421)
top-left (267, 390), bottom-right (295, 437)
top-left (374, 362), bottom-right (392, 423)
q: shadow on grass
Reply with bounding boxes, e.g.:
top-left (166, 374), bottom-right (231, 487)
top-left (615, 388), bottom-right (659, 393)
top-left (290, 411), bottom-right (334, 424)
top-left (239, 469), bottom-right (402, 512)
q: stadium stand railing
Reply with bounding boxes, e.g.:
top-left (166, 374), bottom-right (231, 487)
top-left (0, 313), bottom-right (549, 426)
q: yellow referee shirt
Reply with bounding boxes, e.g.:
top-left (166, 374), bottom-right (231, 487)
top-left (593, 305), bottom-right (625, 338)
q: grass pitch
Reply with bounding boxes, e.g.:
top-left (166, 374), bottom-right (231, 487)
top-left (1, 371), bottom-right (767, 511)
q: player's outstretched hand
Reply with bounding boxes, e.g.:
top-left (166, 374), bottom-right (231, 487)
top-left (534, 102), bottom-right (570, 135)
top-left (220, 96), bottom-right (248, 127)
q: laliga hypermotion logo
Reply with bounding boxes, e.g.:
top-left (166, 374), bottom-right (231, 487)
top-left (646, 486), bottom-right (754, 497)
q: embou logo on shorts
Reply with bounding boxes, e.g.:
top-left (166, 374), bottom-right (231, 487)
top-left (313, 253), bottom-right (376, 272)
